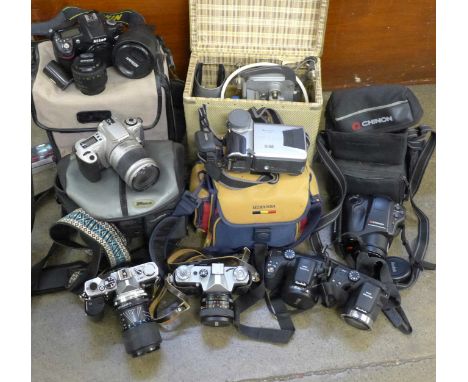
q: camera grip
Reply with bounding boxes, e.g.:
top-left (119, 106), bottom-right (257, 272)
top-left (76, 154), bottom-right (102, 183)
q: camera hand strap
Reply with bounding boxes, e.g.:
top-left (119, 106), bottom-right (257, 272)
top-left (32, 208), bottom-right (131, 295)
top-left (32, 7), bottom-right (146, 36)
top-left (355, 252), bottom-right (412, 334)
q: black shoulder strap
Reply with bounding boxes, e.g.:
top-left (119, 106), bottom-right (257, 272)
top-left (233, 244), bottom-right (295, 343)
top-left (31, 209), bottom-right (131, 295)
top-left (309, 132), bottom-right (347, 252)
top-left (397, 127), bottom-right (436, 288)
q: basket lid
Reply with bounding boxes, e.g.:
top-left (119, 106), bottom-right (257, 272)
top-left (189, 0), bottom-right (329, 57)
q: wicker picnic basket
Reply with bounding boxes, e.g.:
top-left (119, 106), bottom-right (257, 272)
top-left (183, 0), bottom-right (329, 160)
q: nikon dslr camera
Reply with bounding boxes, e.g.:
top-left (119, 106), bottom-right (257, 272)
top-left (51, 11), bottom-right (159, 79)
top-left (265, 249), bottom-right (391, 331)
top-left (83, 262), bottom-right (161, 357)
top-left (173, 263), bottom-right (252, 327)
top-left (75, 117), bottom-right (159, 191)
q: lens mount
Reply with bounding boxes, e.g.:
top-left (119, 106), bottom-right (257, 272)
top-left (341, 309), bottom-right (373, 330)
top-left (200, 293), bottom-right (234, 327)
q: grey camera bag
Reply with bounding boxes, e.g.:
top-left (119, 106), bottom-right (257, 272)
top-left (32, 141), bottom-right (187, 295)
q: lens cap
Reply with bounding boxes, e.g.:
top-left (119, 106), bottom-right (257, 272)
top-left (386, 256), bottom-right (412, 283)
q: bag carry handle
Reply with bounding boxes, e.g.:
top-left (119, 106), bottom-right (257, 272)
top-left (31, 7), bottom-right (146, 36)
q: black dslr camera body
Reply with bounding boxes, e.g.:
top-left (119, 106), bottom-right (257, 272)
top-left (51, 11), bottom-right (159, 80)
top-left (265, 249), bottom-right (391, 331)
top-left (340, 194), bottom-right (405, 259)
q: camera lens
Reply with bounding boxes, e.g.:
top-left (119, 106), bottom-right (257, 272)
top-left (113, 25), bottom-right (158, 79)
top-left (71, 53), bottom-right (107, 95)
top-left (341, 282), bottom-right (383, 331)
top-left (131, 163), bottom-right (160, 191)
top-left (116, 296), bottom-right (161, 357)
top-left (113, 145), bottom-right (160, 191)
top-left (200, 293), bottom-right (234, 327)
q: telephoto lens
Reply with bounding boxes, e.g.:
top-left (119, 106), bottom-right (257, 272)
top-left (200, 293), bottom-right (235, 327)
top-left (116, 296), bottom-right (162, 357)
top-left (71, 53), bottom-right (107, 95)
top-left (113, 24), bottom-right (159, 79)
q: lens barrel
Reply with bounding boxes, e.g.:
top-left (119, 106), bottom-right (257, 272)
top-left (116, 296), bottom-right (161, 357)
top-left (113, 25), bottom-right (158, 79)
top-left (71, 53), bottom-right (107, 95)
top-left (200, 293), bottom-right (234, 327)
top-left (341, 282), bottom-right (383, 330)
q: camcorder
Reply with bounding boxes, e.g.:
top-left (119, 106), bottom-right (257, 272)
top-left (82, 262), bottom-right (161, 357)
top-left (196, 107), bottom-right (308, 175)
top-left (74, 117), bottom-right (160, 191)
top-left (265, 249), bottom-right (400, 331)
top-left (172, 262), bottom-right (252, 327)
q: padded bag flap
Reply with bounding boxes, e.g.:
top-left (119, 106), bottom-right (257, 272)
top-left (197, 165), bottom-right (320, 225)
top-left (326, 85), bottom-right (423, 133)
top-left (57, 141), bottom-right (185, 220)
top-left (32, 41), bottom-right (162, 132)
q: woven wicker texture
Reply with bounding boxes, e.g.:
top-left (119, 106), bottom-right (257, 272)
top-left (190, 0), bottom-right (329, 57)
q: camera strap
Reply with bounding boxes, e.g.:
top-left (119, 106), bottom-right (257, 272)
top-left (233, 244), bottom-right (296, 343)
top-left (396, 126), bottom-right (436, 288)
top-left (31, 7), bottom-right (146, 36)
top-left (355, 252), bottom-right (413, 334)
top-left (309, 132), bottom-right (348, 252)
top-left (31, 208), bottom-right (132, 295)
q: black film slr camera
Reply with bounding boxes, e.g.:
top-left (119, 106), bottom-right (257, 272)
top-left (83, 262), bottom-right (161, 357)
top-left (172, 262), bottom-right (252, 327)
top-left (340, 194), bottom-right (405, 259)
top-left (51, 11), bottom-right (159, 79)
top-left (265, 249), bottom-right (391, 331)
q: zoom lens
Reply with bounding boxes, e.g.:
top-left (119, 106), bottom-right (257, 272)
top-left (116, 296), bottom-right (161, 357)
top-left (131, 162), bottom-right (160, 191)
top-left (113, 25), bottom-right (158, 79)
top-left (340, 282), bottom-right (383, 331)
top-left (71, 53), bottom-right (107, 95)
top-left (200, 293), bottom-right (234, 327)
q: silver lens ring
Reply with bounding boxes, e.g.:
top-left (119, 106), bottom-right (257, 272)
top-left (341, 309), bottom-right (373, 330)
top-left (125, 158), bottom-right (159, 191)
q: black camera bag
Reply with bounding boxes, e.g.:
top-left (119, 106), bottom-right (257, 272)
top-left (313, 85), bottom-right (435, 288)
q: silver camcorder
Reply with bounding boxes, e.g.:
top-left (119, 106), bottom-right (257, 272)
top-left (225, 109), bottom-right (307, 174)
top-left (74, 117), bottom-right (159, 191)
top-left (173, 263), bottom-right (251, 327)
top-left (83, 262), bottom-right (162, 357)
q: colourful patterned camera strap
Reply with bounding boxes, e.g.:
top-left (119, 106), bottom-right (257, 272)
top-left (55, 208), bottom-right (131, 267)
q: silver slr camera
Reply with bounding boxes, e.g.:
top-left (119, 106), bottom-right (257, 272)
top-left (173, 263), bottom-right (252, 327)
top-left (225, 109), bottom-right (308, 174)
top-left (75, 117), bottom-right (160, 191)
top-left (239, 66), bottom-right (296, 101)
top-left (83, 262), bottom-right (161, 357)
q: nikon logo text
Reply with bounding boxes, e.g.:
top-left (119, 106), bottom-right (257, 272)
top-left (93, 37), bottom-right (107, 43)
top-left (133, 200), bottom-right (155, 208)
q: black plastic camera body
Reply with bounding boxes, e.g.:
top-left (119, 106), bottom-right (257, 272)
top-left (51, 11), bottom-right (123, 70)
top-left (264, 249), bottom-right (328, 310)
top-left (51, 11), bottom-right (159, 80)
top-left (322, 265), bottom-right (389, 331)
top-left (340, 194), bottom-right (406, 259)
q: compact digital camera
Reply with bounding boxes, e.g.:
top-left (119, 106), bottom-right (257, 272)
top-left (51, 11), bottom-right (159, 79)
top-left (340, 194), bottom-right (406, 259)
top-left (265, 249), bottom-right (391, 331)
top-left (75, 117), bottom-right (159, 191)
top-left (83, 262), bottom-right (161, 357)
top-left (173, 263), bottom-right (252, 327)
top-left (224, 109), bottom-right (307, 174)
